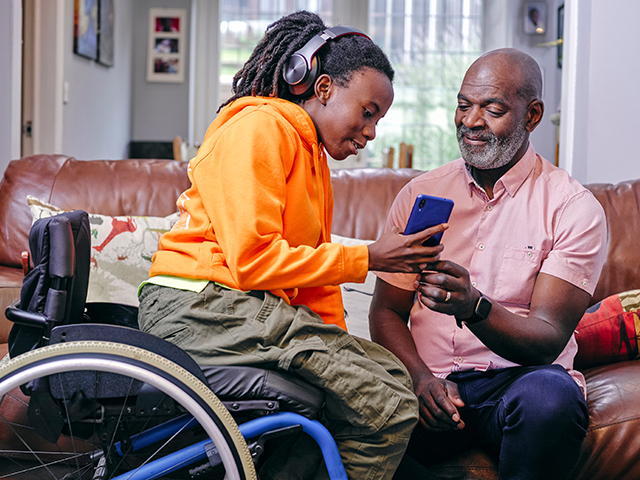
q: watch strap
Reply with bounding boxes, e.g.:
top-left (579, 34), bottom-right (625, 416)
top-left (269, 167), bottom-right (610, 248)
top-left (456, 293), bottom-right (492, 329)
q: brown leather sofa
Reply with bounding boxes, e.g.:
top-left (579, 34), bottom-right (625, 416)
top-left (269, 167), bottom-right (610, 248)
top-left (1, 155), bottom-right (640, 479)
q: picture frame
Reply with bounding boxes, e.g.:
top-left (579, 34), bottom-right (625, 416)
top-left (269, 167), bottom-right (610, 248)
top-left (147, 8), bottom-right (186, 83)
top-left (73, 0), bottom-right (98, 60)
top-left (97, 0), bottom-right (114, 67)
top-left (524, 2), bottom-right (547, 35)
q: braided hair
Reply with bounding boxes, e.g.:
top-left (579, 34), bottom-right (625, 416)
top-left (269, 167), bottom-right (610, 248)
top-left (218, 10), bottom-right (394, 111)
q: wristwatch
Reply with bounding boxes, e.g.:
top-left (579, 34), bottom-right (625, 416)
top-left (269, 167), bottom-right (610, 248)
top-left (456, 293), bottom-right (492, 329)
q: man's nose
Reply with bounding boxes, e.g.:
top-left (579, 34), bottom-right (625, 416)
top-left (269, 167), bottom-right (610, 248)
top-left (364, 123), bottom-right (376, 141)
top-left (463, 106), bottom-right (484, 129)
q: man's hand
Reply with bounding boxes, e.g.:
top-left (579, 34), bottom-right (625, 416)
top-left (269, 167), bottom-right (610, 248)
top-left (367, 224), bottom-right (448, 273)
top-left (413, 369), bottom-right (466, 431)
top-left (413, 260), bottom-right (480, 319)
top-left (413, 261), bottom-right (593, 366)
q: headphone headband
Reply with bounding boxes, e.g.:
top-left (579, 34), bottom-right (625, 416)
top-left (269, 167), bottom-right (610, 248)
top-left (283, 25), bottom-right (369, 97)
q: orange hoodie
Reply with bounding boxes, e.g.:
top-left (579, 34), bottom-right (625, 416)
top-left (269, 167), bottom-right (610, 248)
top-left (150, 97), bottom-right (369, 329)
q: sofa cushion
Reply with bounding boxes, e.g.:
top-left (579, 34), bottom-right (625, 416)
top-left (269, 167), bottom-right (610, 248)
top-left (27, 196), bottom-right (178, 306)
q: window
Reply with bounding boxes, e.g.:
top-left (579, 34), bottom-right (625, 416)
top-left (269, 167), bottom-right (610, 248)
top-left (369, 0), bottom-right (483, 170)
top-left (215, 0), bottom-right (483, 170)
top-left (219, 0), bottom-right (333, 103)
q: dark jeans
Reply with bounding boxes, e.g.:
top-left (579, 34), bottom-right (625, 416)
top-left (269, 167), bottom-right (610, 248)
top-left (405, 364), bottom-right (588, 480)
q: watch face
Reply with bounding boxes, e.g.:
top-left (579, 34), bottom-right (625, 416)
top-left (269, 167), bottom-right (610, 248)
top-left (476, 296), bottom-right (492, 319)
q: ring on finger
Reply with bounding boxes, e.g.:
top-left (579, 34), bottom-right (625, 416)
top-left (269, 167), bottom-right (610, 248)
top-left (444, 291), bottom-right (451, 302)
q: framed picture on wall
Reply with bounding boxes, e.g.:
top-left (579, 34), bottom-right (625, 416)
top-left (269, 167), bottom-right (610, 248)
top-left (147, 8), bottom-right (185, 83)
top-left (524, 2), bottom-right (547, 35)
top-left (73, 0), bottom-right (98, 60)
top-left (97, 0), bottom-right (114, 66)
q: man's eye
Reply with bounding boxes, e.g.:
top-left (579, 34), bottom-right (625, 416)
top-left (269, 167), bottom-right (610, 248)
top-left (364, 109), bottom-right (373, 118)
top-left (457, 104), bottom-right (469, 110)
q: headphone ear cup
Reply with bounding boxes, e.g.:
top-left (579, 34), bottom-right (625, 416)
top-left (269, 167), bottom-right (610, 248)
top-left (285, 55), bottom-right (321, 97)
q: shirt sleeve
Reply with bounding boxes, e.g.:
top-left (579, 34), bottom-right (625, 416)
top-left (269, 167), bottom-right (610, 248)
top-left (540, 189), bottom-right (608, 295)
top-left (192, 108), bottom-right (369, 291)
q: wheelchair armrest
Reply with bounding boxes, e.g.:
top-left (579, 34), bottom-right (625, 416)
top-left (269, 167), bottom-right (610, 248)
top-left (5, 303), bottom-right (48, 328)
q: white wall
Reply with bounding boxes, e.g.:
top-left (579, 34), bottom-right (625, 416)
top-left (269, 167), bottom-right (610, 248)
top-left (561, 0), bottom-right (640, 184)
top-left (0, 0), bottom-right (22, 175)
top-left (62, 0), bottom-right (134, 159)
top-left (130, 0), bottom-right (192, 142)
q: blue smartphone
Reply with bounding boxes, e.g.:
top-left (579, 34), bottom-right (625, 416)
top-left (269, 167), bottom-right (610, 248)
top-left (404, 194), bottom-right (454, 246)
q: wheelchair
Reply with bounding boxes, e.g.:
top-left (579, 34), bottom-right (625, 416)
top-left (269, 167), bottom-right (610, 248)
top-left (0, 210), bottom-right (348, 480)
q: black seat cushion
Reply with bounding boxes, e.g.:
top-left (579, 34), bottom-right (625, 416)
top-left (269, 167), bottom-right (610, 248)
top-left (201, 365), bottom-right (325, 419)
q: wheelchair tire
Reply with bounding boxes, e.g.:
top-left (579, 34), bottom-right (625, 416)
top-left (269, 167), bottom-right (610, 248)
top-left (0, 341), bottom-right (257, 480)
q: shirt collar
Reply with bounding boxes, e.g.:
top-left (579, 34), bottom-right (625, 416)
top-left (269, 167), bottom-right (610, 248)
top-left (463, 142), bottom-right (536, 198)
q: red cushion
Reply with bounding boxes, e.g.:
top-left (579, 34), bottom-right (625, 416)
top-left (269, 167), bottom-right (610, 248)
top-left (574, 290), bottom-right (640, 369)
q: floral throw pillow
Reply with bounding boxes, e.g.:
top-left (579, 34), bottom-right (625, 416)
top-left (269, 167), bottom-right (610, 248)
top-left (27, 196), bottom-right (178, 306)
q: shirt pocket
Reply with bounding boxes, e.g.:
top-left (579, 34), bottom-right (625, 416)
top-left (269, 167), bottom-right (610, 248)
top-left (493, 245), bottom-right (547, 306)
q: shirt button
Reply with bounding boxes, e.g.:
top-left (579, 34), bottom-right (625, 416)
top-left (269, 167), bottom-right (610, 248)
top-left (478, 243), bottom-right (485, 250)
top-left (582, 280), bottom-right (588, 287)
top-left (526, 251), bottom-right (533, 258)
top-left (486, 205), bottom-right (493, 211)
top-left (471, 281), bottom-right (477, 287)
top-left (455, 356), bottom-right (463, 364)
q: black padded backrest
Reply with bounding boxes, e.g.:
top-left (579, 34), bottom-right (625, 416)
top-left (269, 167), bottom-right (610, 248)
top-left (8, 210), bottom-right (91, 358)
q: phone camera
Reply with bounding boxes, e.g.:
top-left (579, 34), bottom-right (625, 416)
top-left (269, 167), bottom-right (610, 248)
top-left (419, 199), bottom-right (426, 208)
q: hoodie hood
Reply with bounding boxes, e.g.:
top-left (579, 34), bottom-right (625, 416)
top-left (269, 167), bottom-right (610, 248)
top-left (211, 96), bottom-right (319, 152)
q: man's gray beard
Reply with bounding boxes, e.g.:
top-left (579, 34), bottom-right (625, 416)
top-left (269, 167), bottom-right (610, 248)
top-left (457, 121), bottom-right (527, 170)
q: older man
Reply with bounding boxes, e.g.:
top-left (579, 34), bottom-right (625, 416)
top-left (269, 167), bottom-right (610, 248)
top-left (370, 49), bottom-right (608, 479)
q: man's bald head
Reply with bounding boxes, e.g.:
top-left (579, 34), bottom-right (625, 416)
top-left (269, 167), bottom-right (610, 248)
top-left (469, 48), bottom-right (543, 102)
top-left (455, 48), bottom-right (545, 171)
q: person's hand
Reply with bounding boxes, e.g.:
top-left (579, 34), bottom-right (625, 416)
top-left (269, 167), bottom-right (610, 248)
top-left (367, 225), bottom-right (448, 273)
top-left (414, 260), bottom-right (480, 319)
top-left (413, 369), bottom-right (465, 431)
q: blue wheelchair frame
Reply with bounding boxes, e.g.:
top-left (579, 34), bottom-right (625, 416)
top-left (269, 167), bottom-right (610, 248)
top-left (109, 412), bottom-right (346, 480)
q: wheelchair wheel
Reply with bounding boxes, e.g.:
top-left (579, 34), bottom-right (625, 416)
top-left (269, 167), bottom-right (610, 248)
top-left (0, 341), bottom-right (256, 480)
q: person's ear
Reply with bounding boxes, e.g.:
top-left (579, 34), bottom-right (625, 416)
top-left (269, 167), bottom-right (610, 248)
top-left (313, 74), bottom-right (333, 105)
top-left (525, 99), bottom-right (544, 132)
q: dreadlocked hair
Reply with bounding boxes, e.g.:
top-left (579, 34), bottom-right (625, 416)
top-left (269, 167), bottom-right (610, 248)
top-left (217, 10), bottom-right (394, 112)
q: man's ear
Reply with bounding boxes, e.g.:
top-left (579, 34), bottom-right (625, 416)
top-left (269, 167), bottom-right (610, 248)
top-left (313, 74), bottom-right (333, 105)
top-left (525, 99), bottom-right (544, 132)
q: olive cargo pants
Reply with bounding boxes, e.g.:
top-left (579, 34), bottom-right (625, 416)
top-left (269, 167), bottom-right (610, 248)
top-left (138, 282), bottom-right (418, 480)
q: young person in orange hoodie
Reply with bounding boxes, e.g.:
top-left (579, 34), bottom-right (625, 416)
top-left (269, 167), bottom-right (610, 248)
top-left (138, 11), bottom-right (445, 479)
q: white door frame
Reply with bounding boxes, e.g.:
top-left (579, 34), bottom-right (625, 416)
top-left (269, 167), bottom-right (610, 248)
top-left (22, 0), bottom-right (64, 156)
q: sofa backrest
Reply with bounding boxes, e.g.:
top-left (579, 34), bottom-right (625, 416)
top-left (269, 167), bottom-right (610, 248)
top-left (584, 181), bottom-right (640, 305)
top-left (1, 155), bottom-right (638, 306)
top-left (0, 156), bottom-right (190, 269)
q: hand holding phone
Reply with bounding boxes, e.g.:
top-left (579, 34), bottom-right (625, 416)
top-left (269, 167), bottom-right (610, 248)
top-left (404, 194), bottom-right (454, 246)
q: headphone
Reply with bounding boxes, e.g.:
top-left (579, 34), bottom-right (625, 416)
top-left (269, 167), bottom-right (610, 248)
top-left (282, 25), bottom-right (370, 98)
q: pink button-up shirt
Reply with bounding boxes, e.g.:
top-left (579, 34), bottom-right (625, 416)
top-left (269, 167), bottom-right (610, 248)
top-left (376, 144), bottom-right (608, 391)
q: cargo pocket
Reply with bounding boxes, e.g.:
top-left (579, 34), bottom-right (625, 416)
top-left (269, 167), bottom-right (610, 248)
top-left (283, 334), bottom-right (401, 436)
top-left (138, 284), bottom-right (195, 347)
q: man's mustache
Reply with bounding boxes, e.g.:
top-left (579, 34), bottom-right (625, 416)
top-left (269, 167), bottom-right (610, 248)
top-left (456, 125), bottom-right (495, 143)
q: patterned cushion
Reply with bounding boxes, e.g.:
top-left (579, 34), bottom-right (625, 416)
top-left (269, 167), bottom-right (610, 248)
top-left (574, 289), bottom-right (640, 369)
top-left (27, 196), bottom-right (178, 306)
